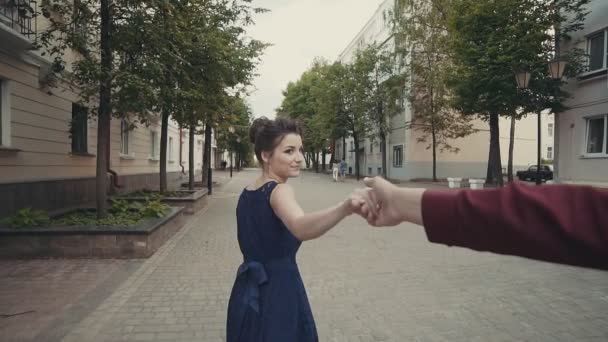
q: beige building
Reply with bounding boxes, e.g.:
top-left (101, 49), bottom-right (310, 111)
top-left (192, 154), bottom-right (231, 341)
top-left (336, 0), bottom-right (552, 181)
top-left (0, 4), bottom-right (214, 217)
top-left (556, 0), bottom-right (608, 187)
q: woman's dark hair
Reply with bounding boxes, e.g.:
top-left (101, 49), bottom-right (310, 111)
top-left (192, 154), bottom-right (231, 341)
top-left (249, 117), bottom-right (302, 165)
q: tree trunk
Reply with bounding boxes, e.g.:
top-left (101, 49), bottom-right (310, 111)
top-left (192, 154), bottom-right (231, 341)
top-left (508, 115), bottom-right (515, 182)
top-left (380, 131), bottom-right (387, 177)
top-left (354, 134), bottom-right (360, 180)
top-left (314, 150), bottom-right (320, 173)
top-left (342, 136), bottom-right (346, 160)
top-left (488, 113), bottom-right (503, 186)
top-left (304, 153), bottom-right (311, 169)
top-left (321, 149), bottom-right (326, 171)
top-left (95, 103), bottom-right (110, 218)
top-left (329, 140), bottom-right (335, 169)
top-left (159, 109), bottom-right (170, 193)
top-left (96, 0), bottom-right (112, 218)
top-left (188, 124), bottom-right (195, 190)
top-left (431, 120), bottom-right (437, 182)
top-left (203, 122), bottom-right (212, 184)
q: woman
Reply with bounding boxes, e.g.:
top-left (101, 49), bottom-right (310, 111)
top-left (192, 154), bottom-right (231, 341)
top-left (332, 161), bottom-right (339, 182)
top-left (226, 117), bottom-right (366, 342)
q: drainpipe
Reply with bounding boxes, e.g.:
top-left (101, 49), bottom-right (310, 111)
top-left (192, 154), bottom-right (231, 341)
top-left (179, 128), bottom-right (185, 174)
top-left (107, 124), bottom-right (123, 189)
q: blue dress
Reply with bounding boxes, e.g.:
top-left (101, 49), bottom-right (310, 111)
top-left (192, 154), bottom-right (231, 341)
top-left (227, 181), bottom-right (318, 342)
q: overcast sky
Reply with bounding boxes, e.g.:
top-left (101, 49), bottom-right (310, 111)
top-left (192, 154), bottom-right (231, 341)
top-left (245, 0), bottom-right (384, 119)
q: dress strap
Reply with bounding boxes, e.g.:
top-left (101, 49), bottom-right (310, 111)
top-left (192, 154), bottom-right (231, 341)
top-left (260, 180), bottom-right (279, 202)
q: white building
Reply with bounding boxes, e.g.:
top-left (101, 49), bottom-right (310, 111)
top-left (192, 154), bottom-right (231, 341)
top-left (0, 3), bottom-right (214, 217)
top-left (556, 0), bottom-right (608, 187)
top-left (337, 0), bottom-right (553, 181)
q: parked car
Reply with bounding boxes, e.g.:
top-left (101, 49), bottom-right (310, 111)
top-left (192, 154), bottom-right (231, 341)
top-left (516, 165), bottom-right (553, 182)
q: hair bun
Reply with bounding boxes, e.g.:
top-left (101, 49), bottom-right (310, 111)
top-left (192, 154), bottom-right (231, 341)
top-left (249, 117), bottom-right (271, 144)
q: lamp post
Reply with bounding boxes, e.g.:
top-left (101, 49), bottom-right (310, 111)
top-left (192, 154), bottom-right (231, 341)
top-left (515, 59), bottom-right (566, 185)
top-left (228, 126), bottom-right (235, 178)
top-left (236, 136), bottom-right (241, 171)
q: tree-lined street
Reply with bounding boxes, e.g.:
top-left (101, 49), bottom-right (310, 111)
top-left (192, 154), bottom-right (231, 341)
top-left (2, 170), bottom-right (607, 341)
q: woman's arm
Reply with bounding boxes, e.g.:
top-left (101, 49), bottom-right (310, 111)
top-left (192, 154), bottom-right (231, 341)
top-left (270, 183), bottom-right (361, 241)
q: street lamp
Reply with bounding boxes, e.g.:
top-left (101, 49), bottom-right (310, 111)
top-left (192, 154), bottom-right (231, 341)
top-left (515, 59), bottom-right (567, 186)
top-left (514, 71), bottom-right (531, 89)
top-left (236, 136), bottom-right (241, 171)
top-left (228, 126), bottom-right (235, 178)
top-left (548, 58), bottom-right (568, 80)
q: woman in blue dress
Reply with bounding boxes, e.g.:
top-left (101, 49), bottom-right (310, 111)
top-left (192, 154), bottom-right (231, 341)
top-left (227, 117), bottom-right (366, 342)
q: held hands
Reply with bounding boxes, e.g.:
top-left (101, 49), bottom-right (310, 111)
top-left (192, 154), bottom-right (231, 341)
top-left (341, 189), bottom-right (369, 216)
top-left (353, 177), bottom-right (426, 227)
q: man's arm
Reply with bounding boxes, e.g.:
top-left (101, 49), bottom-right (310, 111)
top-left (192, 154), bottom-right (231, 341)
top-left (422, 183), bottom-right (608, 270)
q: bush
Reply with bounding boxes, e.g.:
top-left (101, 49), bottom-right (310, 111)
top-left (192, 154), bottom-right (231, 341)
top-left (1, 208), bottom-right (50, 228)
top-left (2, 200), bottom-right (170, 228)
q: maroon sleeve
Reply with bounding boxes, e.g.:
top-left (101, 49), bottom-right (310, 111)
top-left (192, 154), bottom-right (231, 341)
top-left (421, 183), bottom-right (608, 270)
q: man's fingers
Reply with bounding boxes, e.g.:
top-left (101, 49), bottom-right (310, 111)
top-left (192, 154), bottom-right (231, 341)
top-left (363, 177), bottom-right (375, 188)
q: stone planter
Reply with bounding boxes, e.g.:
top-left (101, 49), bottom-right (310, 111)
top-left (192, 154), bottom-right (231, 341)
top-left (116, 189), bottom-right (208, 215)
top-left (469, 179), bottom-right (485, 190)
top-left (0, 207), bottom-right (186, 259)
top-left (447, 177), bottom-right (463, 189)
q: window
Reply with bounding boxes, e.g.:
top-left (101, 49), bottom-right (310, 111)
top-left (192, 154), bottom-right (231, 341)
top-left (377, 167), bottom-right (382, 175)
top-left (350, 141), bottom-right (354, 151)
top-left (149, 130), bottom-right (159, 159)
top-left (585, 115), bottom-right (607, 155)
top-left (71, 104), bottom-right (88, 154)
top-left (120, 119), bottom-right (131, 156)
top-left (368, 167), bottom-right (372, 175)
top-left (588, 30), bottom-right (607, 72)
top-left (369, 140), bottom-right (373, 154)
top-left (393, 145), bottom-right (403, 167)
top-left (547, 146), bottom-right (553, 160)
top-left (168, 136), bottom-right (174, 162)
top-left (548, 123), bottom-right (554, 137)
top-left (0, 79), bottom-right (11, 147)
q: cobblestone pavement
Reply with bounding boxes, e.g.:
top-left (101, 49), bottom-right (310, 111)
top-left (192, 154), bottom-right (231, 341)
top-left (0, 259), bottom-right (140, 341)
top-left (4, 169), bottom-right (608, 342)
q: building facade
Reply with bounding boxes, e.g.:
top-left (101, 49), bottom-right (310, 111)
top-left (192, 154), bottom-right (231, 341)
top-left (0, 4), bottom-right (214, 217)
top-left (556, 0), bottom-right (608, 186)
top-left (337, 0), bottom-right (553, 181)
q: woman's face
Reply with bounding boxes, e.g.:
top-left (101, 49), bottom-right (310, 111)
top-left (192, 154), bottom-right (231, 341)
top-left (263, 133), bottom-right (304, 180)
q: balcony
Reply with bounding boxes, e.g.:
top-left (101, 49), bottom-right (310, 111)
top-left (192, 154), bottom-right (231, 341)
top-left (0, 0), bottom-right (37, 50)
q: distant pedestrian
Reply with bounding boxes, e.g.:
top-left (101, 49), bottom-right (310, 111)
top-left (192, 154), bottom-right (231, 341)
top-left (332, 162), bottom-right (339, 182)
top-left (339, 159), bottom-right (347, 181)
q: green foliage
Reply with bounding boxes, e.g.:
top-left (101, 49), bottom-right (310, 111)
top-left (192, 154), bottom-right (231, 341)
top-left (443, 0), bottom-right (589, 185)
top-left (0, 200), bottom-right (171, 228)
top-left (1, 208), bottom-right (50, 228)
top-left (392, 0), bottom-right (474, 158)
top-left (52, 200), bottom-right (170, 227)
top-left (139, 200), bottom-right (169, 218)
top-left (36, 0), bottom-right (267, 208)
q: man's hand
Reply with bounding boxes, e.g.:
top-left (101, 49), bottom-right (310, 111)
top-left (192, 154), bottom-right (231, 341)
top-left (358, 177), bottom-right (426, 226)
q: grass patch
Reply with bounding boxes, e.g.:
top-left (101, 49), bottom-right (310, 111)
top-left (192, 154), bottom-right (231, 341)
top-left (1, 200), bottom-right (170, 228)
top-left (119, 189), bottom-right (193, 199)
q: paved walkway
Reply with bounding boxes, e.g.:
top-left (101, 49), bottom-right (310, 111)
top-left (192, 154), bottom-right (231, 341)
top-left (2, 169), bottom-right (608, 341)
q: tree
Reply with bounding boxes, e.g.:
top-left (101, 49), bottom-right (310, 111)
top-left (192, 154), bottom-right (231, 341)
top-left (122, 0), bottom-right (266, 192)
top-left (447, 0), bottom-right (588, 186)
top-left (38, 0), bottom-right (159, 217)
top-left (278, 62), bottom-right (332, 172)
top-left (370, 46), bottom-right (408, 178)
top-left (392, 0), bottom-right (474, 182)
